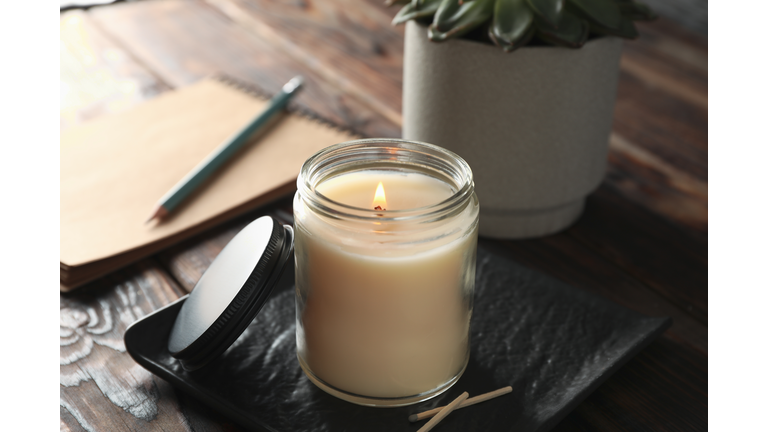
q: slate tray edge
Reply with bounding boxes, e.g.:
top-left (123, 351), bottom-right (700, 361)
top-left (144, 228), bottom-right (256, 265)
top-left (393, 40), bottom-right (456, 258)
top-left (537, 315), bottom-right (672, 432)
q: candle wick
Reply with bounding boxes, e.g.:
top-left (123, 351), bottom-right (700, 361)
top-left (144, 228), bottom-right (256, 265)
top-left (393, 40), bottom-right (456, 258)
top-left (374, 206), bottom-right (385, 211)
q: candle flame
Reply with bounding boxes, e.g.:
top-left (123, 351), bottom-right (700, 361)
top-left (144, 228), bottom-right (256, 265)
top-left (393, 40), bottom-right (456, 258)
top-left (372, 181), bottom-right (387, 211)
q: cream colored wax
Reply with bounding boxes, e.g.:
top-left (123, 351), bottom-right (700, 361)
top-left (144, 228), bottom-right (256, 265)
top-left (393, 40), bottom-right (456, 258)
top-left (295, 170), bottom-right (478, 399)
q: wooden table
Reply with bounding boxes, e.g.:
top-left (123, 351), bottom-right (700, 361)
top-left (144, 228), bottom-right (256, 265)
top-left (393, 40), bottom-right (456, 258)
top-left (60, 1), bottom-right (707, 430)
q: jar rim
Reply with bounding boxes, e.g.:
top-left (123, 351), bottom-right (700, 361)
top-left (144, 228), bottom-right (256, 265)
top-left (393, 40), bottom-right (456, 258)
top-left (297, 138), bottom-right (475, 223)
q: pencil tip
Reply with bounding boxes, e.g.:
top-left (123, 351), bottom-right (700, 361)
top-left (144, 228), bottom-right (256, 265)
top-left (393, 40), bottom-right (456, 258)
top-left (146, 206), bottom-right (168, 224)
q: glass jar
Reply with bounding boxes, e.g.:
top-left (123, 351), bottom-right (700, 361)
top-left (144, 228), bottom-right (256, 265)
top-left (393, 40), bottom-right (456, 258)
top-left (293, 138), bottom-right (479, 407)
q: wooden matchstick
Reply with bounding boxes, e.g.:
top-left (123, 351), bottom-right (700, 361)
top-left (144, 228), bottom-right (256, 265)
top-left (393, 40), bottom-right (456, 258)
top-left (409, 386), bottom-right (513, 422)
top-left (416, 392), bottom-right (469, 432)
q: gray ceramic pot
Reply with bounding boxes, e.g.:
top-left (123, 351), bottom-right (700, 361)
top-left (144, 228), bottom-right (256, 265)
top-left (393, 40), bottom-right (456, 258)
top-left (402, 21), bottom-right (623, 239)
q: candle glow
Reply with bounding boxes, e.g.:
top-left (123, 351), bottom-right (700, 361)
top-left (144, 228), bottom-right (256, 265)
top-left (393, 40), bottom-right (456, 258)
top-left (372, 181), bottom-right (387, 210)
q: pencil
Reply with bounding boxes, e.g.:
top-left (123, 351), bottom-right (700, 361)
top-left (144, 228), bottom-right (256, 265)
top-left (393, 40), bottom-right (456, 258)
top-left (146, 76), bottom-right (304, 223)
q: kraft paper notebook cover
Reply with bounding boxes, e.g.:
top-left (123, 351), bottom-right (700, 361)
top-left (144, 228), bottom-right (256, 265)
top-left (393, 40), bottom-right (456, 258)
top-left (60, 76), bottom-right (357, 291)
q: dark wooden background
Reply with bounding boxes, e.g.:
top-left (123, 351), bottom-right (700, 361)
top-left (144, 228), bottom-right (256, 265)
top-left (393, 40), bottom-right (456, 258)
top-left (60, 1), bottom-right (707, 430)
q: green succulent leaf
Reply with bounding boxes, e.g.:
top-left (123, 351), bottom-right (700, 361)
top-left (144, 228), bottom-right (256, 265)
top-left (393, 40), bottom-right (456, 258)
top-left (535, 10), bottom-right (588, 48)
top-left (430, 0), bottom-right (495, 41)
top-left (524, 0), bottom-right (564, 27)
top-left (391, 0), bottom-right (653, 48)
top-left (490, 0), bottom-right (534, 50)
top-left (433, 0), bottom-right (465, 31)
top-left (589, 15), bottom-right (639, 38)
top-left (619, 1), bottom-right (657, 20)
top-left (392, 0), bottom-right (442, 25)
top-left (393, 2), bottom-right (417, 23)
top-left (492, 27), bottom-right (536, 52)
top-left (569, 0), bottom-right (622, 30)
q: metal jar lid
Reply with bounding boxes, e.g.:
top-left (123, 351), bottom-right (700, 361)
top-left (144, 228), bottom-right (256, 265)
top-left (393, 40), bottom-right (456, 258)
top-left (168, 216), bottom-right (294, 371)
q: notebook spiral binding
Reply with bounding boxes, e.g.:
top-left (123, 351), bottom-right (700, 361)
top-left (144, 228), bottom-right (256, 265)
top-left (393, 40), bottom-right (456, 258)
top-left (212, 74), bottom-right (365, 140)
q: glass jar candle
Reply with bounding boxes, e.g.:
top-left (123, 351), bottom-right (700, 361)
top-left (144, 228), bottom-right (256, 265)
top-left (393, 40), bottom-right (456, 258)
top-left (293, 138), bottom-right (479, 407)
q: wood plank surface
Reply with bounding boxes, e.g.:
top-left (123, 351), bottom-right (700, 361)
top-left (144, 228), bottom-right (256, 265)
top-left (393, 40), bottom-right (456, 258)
top-left (606, 132), bottom-right (708, 233)
top-left (60, 10), bottom-right (170, 131)
top-left (570, 187), bottom-right (707, 324)
top-left (205, 0), bottom-right (406, 126)
top-left (612, 70), bottom-right (707, 181)
top-left (60, 262), bottom-right (237, 431)
top-left (61, 0), bottom-right (708, 430)
top-left (89, 0), bottom-right (400, 138)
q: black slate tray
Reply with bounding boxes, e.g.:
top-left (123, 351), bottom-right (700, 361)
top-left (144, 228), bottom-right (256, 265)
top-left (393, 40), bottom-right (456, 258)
top-left (125, 242), bottom-right (671, 432)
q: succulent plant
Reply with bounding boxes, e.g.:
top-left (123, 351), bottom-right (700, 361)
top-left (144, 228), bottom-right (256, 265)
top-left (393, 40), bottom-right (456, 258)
top-left (390, 0), bottom-right (656, 51)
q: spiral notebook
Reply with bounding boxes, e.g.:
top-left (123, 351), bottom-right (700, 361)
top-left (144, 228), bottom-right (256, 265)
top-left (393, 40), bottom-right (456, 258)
top-left (60, 76), bottom-right (358, 291)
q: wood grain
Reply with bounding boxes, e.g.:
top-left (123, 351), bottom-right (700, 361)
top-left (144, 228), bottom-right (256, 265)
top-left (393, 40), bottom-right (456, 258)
top-left (89, 0), bottom-right (400, 138)
top-left (612, 20), bottom-right (708, 184)
top-left (205, 0), bottom-right (406, 126)
top-left (60, 10), bottom-right (170, 131)
top-left (570, 187), bottom-right (707, 324)
top-left (607, 133), bottom-right (707, 233)
top-left (612, 70), bottom-right (708, 181)
top-left (60, 262), bottom-right (239, 432)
